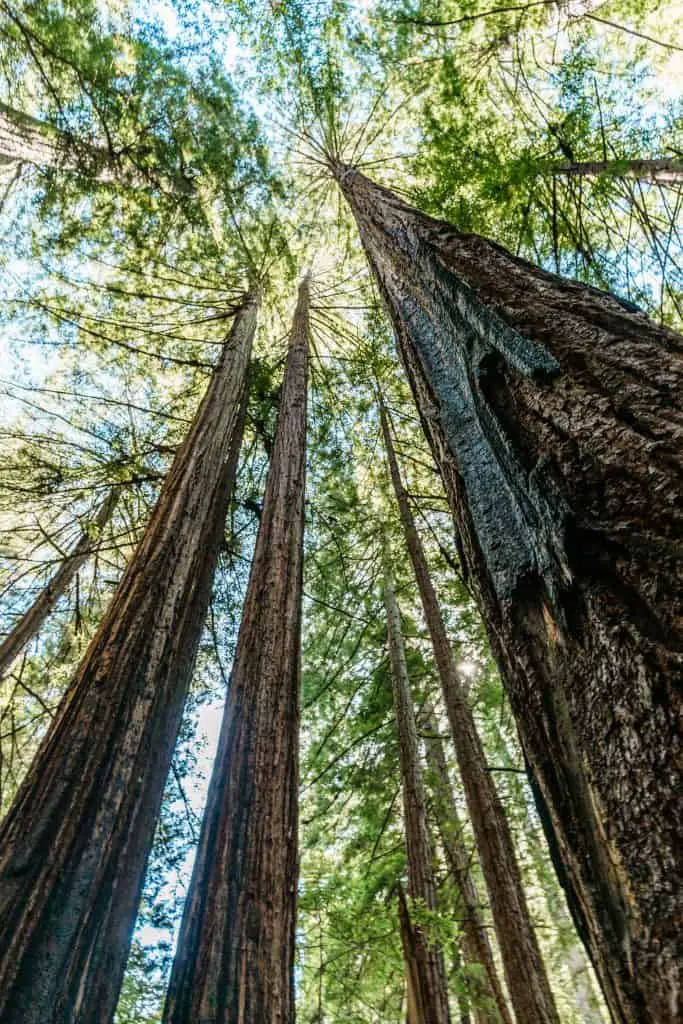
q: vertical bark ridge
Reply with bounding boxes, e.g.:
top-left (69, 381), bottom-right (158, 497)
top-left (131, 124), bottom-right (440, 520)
top-left (0, 292), bottom-right (257, 1024)
top-left (0, 487), bottom-right (120, 679)
top-left (421, 705), bottom-right (513, 1024)
top-left (337, 162), bottom-right (682, 1023)
top-left (163, 275), bottom-right (310, 1024)
top-left (384, 559), bottom-right (452, 1024)
top-left (380, 401), bottom-right (555, 1024)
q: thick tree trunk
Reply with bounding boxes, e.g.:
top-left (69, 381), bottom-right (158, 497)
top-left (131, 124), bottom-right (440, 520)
top-left (0, 293), bottom-right (256, 1024)
top-left (0, 488), bottom-right (119, 678)
top-left (163, 276), bottom-right (310, 1024)
top-left (337, 163), bottom-right (682, 1023)
top-left (0, 102), bottom-right (194, 194)
top-left (380, 401), bottom-right (556, 1024)
top-left (421, 707), bottom-right (513, 1024)
top-left (551, 156), bottom-right (683, 185)
top-left (384, 560), bottom-right (452, 1024)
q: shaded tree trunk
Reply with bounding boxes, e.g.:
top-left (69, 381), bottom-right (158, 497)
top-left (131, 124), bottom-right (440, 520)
top-left (337, 163), bottom-right (682, 1024)
top-left (384, 559), bottom-right (452, 1024)
top-left (0, 102), bottom-right (194, 194)
top-left (0, 488), bottom-right (119, 678)
top-left (0, 293), bottom-right (257, 1024)
top-left (421, 706), bottom-right (513, 1024)
top-left (380, 400), bottom-right (556, 1024)
top-left (163, 276), bottom-right (310, 1024)
top-left (550, 156), bottom-right (683, 185)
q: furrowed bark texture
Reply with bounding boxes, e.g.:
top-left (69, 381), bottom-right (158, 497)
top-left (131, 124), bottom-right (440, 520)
top-left (0, 102), bottom-right (194, 194)
top-left (339, 164), bottom-right (682, 1024)
top-left (0, 294), bottom-right (256, 1024)
top-left (421, 707), bottom-right (513, 1024)
top-left (163, 277), bottom-right (310, 1024)
top-left (0, 488), bottom-right (119, 678)
top-left (381, 401), bottom-right (555, 1024)
top-left (384, 563), bottom-right (452, 1024)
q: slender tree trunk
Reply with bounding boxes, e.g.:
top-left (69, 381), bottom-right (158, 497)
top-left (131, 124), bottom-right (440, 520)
top-left (421, 707), bottom-right (513, 1024)
top-left (0, 102), bottom-right (194, 194)
top-left (337, 163), bottom-right (682, 1024)
top-left (0, 488), bottom-right (119, 678)
top-left (0, 293), bottom-right (256, 1024)
top-left (384, 560), bottom-right (452, 1024)
top-left (550, 156), bottom-right (683, 185)
top-left (380, 400), bottom-right (556, 1024)
top-left (163, 276), bottom-right (310, 1024)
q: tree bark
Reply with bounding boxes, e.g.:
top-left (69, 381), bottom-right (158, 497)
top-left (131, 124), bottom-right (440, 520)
top-left (421, 706), bottom-right (513, 1024)
top-left (0, 488), bottom-right (120, 678)
top-left (337, 163), bottom-right (682, 1024)
top-left (0, 293), bottom-right (256, 1024)
top-left (0, 102), bottom-right (194, 194)
top-left (163, 276), bottom-right (310, 1024)
top-left (550, 157), bottom-right (683, 185)
top-left (380, 400), bottom-right (556, 1024)
top-left (384, 559), bottom-right (452, 1024)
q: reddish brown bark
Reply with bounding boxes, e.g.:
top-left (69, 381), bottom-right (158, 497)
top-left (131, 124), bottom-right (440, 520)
top-left (163, 276), bottom-right (310, 1024)
top-left (0, 293), bottom-right (256, 1024)
top-left (337, 163), bottom-right (682, 1023)
top-left (421, 707), bottom-right (513, 1024)
top-left (0, 488), bottom-right (119, 678)
top-left (381, 401), bottom-right (556, 1024)
top-left (384, 560), bottom-right (452, 1024)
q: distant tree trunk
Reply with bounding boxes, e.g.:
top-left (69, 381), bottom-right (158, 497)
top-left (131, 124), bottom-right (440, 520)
top-left (0, 102), bottom-right (194, 194)
top-left (0, 488), bottom-right (119, 678)
top-left (337, 163), bottom-right (682, 1024)
top-left (163, 275), bottom-right (310, 1024)
top-left (421, 706), bottom-right (513, 1024)
top-left (550, 156), bottom-right (683, 185)
top-left (384, 560), bottom-right (452, 1024)
top-left (0, 293), bottom-right (256, 1024)
top-left (380, 399), bottom-right (557, 1024)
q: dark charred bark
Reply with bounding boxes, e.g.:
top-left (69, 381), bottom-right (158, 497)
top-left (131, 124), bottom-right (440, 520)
top-left (163, 276), bottom-right (310, 1024)
top-left (338, 163), bottom-right (682, 1023)
top-left (384, 560), bottom-right (452, 1024)
top-left (0, 102), bottom-right (195, 194)
top-left (421, 707), bottom-right (513, 1024)
top-left (380, 401), bottom-right (556, 1024)
top-left (0, 488), bottom-right (119, 678)
top-left (0, 293), bottom-right (256, 1024)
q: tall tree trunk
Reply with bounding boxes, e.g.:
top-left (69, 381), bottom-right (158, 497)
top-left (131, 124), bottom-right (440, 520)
top-left (0, 488), bottom-right (119, 678)
top-left (421, 706), bottom-right (513, 1024)
top-left (550, 156), bottom-right (683, 185)
top-left (337, 163), bottom-right (682, 1024)
top-left (0, 102), bottom-right (194, 194)
top-left (163, 276), bottom-right (310, 1024)
top-left (0, 293), bottom-right (256, 1024)
top-left (380, 399), bottom-right (557, 1024)
top-left (384, 559), bottom-right (452, 1024)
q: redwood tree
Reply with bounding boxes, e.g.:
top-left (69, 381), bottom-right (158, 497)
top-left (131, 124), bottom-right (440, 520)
top-left (421, 705), bottom-right (512, 1024)
top-left (337, 162), bottom-right (682, 1024)
top-left (381, 400), bottom-right (556, 1024)
top-left (163, 275), bottom-right (310, 1024)
top-left (0, 487), bottom-right (119, 678)
top-left (0, 292), bottom-right (257, 1024)
top-left (384, 559), bottom-right (452, 1024)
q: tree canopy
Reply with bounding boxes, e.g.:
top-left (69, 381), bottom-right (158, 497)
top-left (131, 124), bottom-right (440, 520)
top-left (0, 0), bottom-right (680, 1021)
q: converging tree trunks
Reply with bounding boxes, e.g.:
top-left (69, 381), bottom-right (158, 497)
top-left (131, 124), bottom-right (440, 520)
top-left (0, 294), bottom-right (257, 1024)
top-left (163, 275), bottom-right (310, 1024)
top-left (338, 164), bottom-right (683, 1024)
